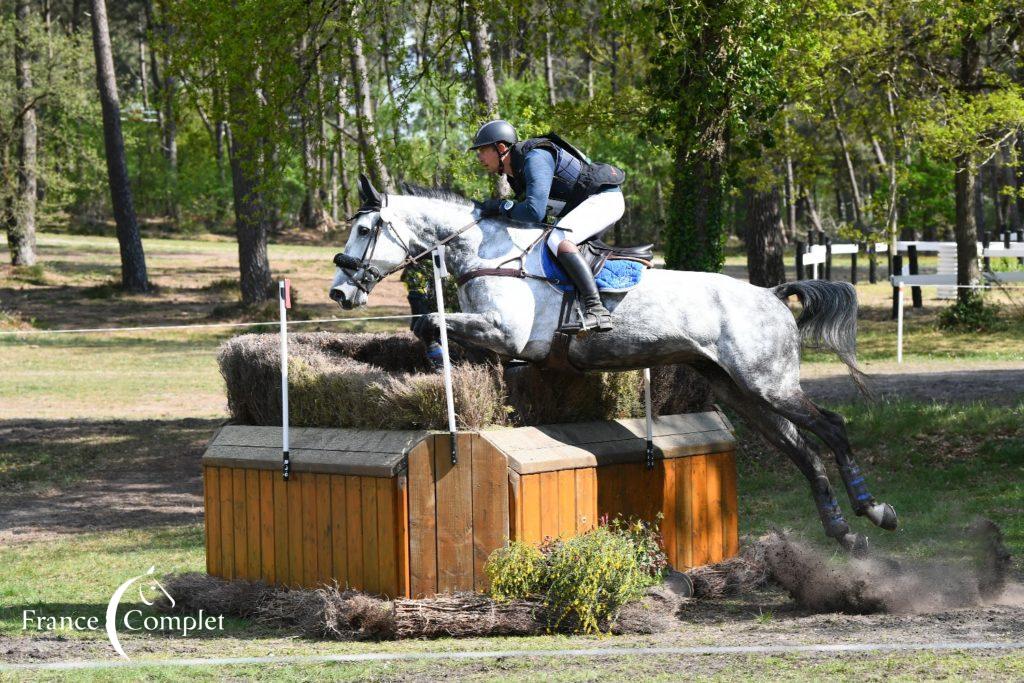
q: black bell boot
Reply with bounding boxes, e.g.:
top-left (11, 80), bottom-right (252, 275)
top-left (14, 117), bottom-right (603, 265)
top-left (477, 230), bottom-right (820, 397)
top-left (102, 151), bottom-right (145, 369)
top-left (557, 250), bottom-right (613, 332)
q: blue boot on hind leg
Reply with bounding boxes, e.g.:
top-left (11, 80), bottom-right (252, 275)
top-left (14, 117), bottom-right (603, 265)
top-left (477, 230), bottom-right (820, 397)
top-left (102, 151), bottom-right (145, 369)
top-left (842, 464), bottom-right (898, 531)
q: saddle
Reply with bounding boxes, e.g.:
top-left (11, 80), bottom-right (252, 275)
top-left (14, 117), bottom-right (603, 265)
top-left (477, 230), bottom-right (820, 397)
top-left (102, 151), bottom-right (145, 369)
top-left (577, 239), bottom-right (655, 275)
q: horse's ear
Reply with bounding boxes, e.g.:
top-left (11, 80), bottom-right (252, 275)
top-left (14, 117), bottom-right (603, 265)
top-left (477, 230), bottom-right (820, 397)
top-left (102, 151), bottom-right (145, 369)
top-left (358, 173), bottom-right (381, 210)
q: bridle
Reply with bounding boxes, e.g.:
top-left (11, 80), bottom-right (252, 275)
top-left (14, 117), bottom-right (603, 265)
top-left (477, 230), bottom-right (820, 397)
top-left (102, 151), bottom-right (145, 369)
top-left (333, 197), bottom-right (480, 293)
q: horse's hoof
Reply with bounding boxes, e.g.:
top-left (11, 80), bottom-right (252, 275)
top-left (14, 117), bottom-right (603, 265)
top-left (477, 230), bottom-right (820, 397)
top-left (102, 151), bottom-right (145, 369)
top-left (864, 502), bottom-right (898, 531)
top-left (839, 532), bottom-right (870, 557)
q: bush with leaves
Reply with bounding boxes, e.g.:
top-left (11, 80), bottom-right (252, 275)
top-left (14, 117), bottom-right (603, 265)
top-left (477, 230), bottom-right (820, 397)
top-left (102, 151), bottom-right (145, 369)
top-left (485, 517), bottom-right (667, 634)
top-left (937, 295), bottom-right (1001, 332)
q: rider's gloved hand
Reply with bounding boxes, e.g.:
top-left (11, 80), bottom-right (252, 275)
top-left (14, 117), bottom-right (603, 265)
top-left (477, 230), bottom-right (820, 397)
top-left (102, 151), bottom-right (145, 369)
top-left (476, 198), bottom-right (503, 217)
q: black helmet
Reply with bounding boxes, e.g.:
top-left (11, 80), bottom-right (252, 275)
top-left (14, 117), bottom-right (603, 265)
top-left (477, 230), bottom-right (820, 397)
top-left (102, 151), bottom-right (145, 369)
top-left (468, 119), bottom-right (517, 150)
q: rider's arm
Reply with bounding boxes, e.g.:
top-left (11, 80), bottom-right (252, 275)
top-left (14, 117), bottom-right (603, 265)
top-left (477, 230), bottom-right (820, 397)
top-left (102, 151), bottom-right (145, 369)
top-left (505, 148), bottom-right (555, 223)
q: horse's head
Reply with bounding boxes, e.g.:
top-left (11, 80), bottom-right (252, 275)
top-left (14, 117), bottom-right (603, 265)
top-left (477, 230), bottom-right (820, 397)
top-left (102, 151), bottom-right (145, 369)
top-left (330, 174), bottom-right (415, 309)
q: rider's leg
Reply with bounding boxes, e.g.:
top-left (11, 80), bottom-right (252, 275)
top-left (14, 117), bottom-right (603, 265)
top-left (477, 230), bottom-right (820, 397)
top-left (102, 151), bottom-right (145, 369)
top-left (555, 241), bottom-right (613, 331)
top-left (547, 190), bottom-right (624, 332)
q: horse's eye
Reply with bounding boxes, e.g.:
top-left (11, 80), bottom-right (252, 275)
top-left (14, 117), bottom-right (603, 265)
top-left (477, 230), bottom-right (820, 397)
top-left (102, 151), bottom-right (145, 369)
top-left (358, 225), bottom-right (370, 236)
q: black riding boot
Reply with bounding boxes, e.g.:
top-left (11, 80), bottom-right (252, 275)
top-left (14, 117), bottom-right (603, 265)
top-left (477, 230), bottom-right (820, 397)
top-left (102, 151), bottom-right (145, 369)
top-left (557, 251), bottom-right (613, 332)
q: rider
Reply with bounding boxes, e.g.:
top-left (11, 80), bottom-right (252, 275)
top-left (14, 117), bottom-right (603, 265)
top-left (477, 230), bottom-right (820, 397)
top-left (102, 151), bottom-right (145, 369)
top-left (469, 119), bottom-right (625, 332)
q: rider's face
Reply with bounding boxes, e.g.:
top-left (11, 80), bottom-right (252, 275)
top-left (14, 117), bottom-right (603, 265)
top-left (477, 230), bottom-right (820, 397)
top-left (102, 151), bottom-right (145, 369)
top-left (475, 143), bottom-right (507, 174)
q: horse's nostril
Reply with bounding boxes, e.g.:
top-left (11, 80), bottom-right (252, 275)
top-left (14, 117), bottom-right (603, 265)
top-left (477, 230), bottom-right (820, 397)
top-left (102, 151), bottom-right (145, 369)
top-left (329, 288), bottom-right (346, 303)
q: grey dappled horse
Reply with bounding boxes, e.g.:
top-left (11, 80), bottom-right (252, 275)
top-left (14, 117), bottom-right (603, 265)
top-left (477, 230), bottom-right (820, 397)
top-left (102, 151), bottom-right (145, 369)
top-left (329, 176), bottom-right (897, 553)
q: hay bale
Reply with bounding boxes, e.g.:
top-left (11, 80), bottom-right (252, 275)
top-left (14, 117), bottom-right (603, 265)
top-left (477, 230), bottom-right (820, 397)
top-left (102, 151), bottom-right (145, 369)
top-left (611, 585), bottom-right (685, 634)
top-left (219, 332), bottom-right (712, 430)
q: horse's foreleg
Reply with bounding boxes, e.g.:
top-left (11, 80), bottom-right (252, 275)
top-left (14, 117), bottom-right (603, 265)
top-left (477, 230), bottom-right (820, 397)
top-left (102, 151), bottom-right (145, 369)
top-left (417, 311), bottom-right (519, 357)
top-left (771, 395), bottom-right (898, 534)
top-left (697, 365), bottom-right (867, 554)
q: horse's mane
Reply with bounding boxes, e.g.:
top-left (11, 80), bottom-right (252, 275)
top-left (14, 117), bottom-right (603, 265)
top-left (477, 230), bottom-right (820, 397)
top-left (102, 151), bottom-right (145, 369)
top-left (400, 182), bottom-right (475, 208)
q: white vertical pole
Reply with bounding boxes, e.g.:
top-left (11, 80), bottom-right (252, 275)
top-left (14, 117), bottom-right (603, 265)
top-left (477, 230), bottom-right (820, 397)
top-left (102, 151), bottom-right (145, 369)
top-left (896, 282), bottom-right (904, 365)
top-left (432, 246), bottom-right (458, 464)
top-left (279, 279), bottom-right (291, 480)
top-left (643, 367), bottom-right (654, 469)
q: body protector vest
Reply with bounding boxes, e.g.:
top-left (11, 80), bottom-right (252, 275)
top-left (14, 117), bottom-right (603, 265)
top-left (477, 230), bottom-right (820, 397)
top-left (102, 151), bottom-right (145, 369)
top-left (507, 133), bottom-right (626, 216)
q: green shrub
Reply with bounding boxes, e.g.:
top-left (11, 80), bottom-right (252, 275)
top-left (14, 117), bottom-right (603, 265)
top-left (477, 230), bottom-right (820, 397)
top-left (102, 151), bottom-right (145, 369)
top-left (485, 541), bottom-right (546, 601)
top-left (937, 295), bottom-right (1001, 332)
top-left (485, 517), bottom-right (667, 634)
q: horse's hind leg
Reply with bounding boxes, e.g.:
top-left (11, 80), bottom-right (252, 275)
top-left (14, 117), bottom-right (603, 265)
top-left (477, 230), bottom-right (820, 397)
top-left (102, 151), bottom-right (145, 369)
top-left (769, 393), bottom-right (897, 533)
top-left (697, 365), bottom-right (867, 553)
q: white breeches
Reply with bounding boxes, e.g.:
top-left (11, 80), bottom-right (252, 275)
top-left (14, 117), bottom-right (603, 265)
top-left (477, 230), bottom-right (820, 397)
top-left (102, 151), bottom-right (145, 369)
top-left (546, 190), bottom-right (625, 253)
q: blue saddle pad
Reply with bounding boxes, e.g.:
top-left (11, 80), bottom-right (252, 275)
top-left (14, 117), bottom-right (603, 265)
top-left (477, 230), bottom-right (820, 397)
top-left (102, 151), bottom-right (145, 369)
top-left (541, 249), bottom-right (645, 293)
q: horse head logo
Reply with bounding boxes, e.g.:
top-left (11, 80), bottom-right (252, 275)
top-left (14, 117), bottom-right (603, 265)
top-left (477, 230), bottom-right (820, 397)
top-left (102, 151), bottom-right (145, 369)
top-left (105, 566), bottom-right (174, 660)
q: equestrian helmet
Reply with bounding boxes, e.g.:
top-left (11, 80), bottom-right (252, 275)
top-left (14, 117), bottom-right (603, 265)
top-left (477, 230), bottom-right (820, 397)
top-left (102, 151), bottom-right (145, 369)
top-left (468, 119), bottom-right (518, 150)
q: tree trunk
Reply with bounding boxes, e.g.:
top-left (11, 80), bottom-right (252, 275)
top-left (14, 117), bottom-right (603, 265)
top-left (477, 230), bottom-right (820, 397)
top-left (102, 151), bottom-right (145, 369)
top-left (830, 99), bottom-right (863, 230)
top-left (348, 12), bottom-right (392, 192)
top-left (227, 108), bottom-right (272, 305)
top-left (9, 0), bottom-right (38, 266)
top-left (743, 183), bottom-right (787, 287)
top-left (953, 31), bottom-right (982, 302)
top-left (665, 130), bottom-right (726, 272)
top-left (466, 0), bottom-right (511, 198)
top-left (544, 28), bottom-right (557, 106)
top-left (90, 0), bottom-right (148, 292)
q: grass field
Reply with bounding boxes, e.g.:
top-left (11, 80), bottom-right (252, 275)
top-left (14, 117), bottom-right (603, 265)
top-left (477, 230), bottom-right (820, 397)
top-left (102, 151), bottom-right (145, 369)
top-left (1, 232), bottom-right (1022, 677)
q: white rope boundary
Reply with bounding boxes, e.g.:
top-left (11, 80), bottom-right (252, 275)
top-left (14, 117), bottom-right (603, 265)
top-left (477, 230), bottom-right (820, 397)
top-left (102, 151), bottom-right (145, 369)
top-left (0, 313), bottom-right (420, 336)
top-left (2, 641), bottom-right (1022, 672)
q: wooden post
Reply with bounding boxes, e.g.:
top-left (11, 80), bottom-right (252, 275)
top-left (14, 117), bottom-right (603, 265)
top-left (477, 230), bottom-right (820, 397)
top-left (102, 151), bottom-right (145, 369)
top-left (891, 254), bottom-right (903, 320)
top-left (982, 231), bottom-right (991, 271)
top-left (795, 240), bottom-right (804, 281)
top-left (1017, 229), bottom-right (1023, 265)
top-left (908, 245), bottom-right (922, 308)
top-left (869, 243), bottom-right (877, 283)
top-left (851, 248), bottom-right (858, 284)
top-left (824, 238), bottom-right (832, 281)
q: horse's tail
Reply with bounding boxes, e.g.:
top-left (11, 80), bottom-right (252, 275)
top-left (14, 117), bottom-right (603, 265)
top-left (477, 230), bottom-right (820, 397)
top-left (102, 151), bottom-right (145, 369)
top-left (773, 280), bottom-right (871, 397)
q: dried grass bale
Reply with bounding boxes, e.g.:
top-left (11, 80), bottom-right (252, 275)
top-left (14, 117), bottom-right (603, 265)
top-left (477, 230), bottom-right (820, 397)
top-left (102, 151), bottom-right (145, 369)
top-left (258, 585), bottom-right (395, 640)
top-left (156, 573), bottom-right (275, 619)
top-left (219, 331), bottom-right (712, 429)
top-left (686, 542), bottom-right (771, 599)
top-left (393, 593), bottom-right (545, 638)
top-left (612, 585), bottom-right (685, 635)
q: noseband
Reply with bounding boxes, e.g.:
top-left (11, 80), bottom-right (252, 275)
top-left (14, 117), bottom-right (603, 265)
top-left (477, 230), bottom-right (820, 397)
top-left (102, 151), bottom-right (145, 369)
top-left (333, 199), bottom-right (480, 292)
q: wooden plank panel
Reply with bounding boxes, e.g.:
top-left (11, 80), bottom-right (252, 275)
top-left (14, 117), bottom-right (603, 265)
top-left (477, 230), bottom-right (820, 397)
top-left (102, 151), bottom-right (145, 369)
top-left (218, 467), bottom-right (234, 580)
top-left (721, 451), bottom-right (739, 559)
top-left (273, 473), bottom-right (289, 586)
top-left (316, 474), bottom-right (333, 584)
top-left (345, 477), bottom-right (364, 590)
top-left (407, 439), bottom-right (437, 598)
top-left (377, 477), bottom-right (398, 598)
top-left (301, 472), bottom-right (318, 586)
top-left (259, 470), bottom-right (275, 584)
top-left (661, 459), bottom-right (677, 569)
top-left (674, 457), bottom-right (693, 569)
top-left (539, 471), bottom-right (559, 540)
top-left (521, 474), bottom-right (542, 545)
top-left (330, 476), bottom-right (348, 588)
top-left (204, 467), bottom-right (220, 577)
top-left (574, 468), bottom-right (597, 534)
top-left (434, 433), bottom-right (474, 594)
top-left (508, 471), bottom-right (522, 542)
top-left (556, 469), bottom-right (576, 539)
top-left (596, 463), bottom-right (627, 524)
top-left (232, 468), bottom-right (247, 580)
top-left (471, 437), bottom-right (509, 593)
top-left (395, 475), bottom-right (410, 598)
top-left (690, 455), bottom-right (709, 567)
top-left (286, 472), bottom-right (304, 587)
top-left (705, 453), bottom-right (724, 564)
top-left (360, 475), bottom-right (380, 594)
top-left (245, 469), bottom-right (261, 580)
